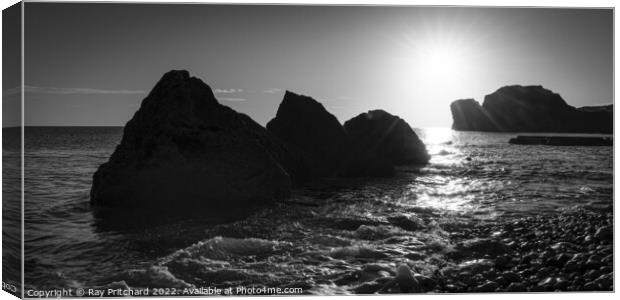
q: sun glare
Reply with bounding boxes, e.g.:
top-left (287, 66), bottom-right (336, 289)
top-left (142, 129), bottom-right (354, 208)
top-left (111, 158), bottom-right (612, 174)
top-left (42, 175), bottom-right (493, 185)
top-left (415, 40), bottom-right (470, 88)
top-left (393, 32), bottom-right (480, 126)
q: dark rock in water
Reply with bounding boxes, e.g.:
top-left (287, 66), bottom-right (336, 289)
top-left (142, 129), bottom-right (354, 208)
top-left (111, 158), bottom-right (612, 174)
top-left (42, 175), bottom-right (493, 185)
top-left (450, 85), bottom-right (612, 133)
top-left (91, 70), bottom-right (298, 215)
top-left (343, 110), bottom-right (430, 176)
top-left (509, 136), bottom-right (612, 146)
top-left (267, 91), bottom-right (350, 179)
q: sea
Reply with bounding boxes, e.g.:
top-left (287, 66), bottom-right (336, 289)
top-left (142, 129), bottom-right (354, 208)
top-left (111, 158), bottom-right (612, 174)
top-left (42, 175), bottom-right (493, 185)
top-left (2, 126), bottom-right (613, 294)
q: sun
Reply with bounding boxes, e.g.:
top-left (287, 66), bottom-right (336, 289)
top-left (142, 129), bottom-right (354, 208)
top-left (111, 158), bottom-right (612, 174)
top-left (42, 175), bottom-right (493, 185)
top-left (415, 39), bottom-right (470, 88)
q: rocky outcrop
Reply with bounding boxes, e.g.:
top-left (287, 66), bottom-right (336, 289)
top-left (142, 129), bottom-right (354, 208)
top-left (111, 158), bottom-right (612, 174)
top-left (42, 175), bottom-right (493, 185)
top-left (450, 99), bottom-right (495, 131)
top-left (266, 91), bottom-right (350, 178)
top-left (451, 85), bottom-right (612, 133)
top-left (91, 70), bottom-right (433, 217)
top-left (90, 70), bottom-right (300, 214)
top-left (343, 110), bottom-right (430, 176)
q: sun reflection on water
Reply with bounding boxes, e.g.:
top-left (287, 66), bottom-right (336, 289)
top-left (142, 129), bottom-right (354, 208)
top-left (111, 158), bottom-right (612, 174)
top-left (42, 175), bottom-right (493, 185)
top-left (406, 128), bottom-right (500, 217)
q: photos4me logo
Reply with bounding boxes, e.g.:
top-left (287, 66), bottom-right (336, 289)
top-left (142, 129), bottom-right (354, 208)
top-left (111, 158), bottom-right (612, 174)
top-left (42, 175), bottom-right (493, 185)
top-left (2, 281), bottom-right (18, 293)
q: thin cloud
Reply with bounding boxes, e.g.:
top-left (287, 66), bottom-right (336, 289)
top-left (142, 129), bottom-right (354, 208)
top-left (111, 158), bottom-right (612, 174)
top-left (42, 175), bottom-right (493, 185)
top-left (213, 88), bottom-right (243, 94)
top-left (218, 97), bottom-right (247, 102)
top-left (263, 88), bottom-right (282, 94)
top-left (4, 85), bottom-right (146, 96)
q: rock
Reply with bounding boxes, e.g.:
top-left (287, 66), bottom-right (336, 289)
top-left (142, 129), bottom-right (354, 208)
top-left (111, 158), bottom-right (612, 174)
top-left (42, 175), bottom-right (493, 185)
top-left (266, 91), bottom-right (349, 179)
top-left (509, 136), bottom-right (612, 146)
top-left (494, 255), bottom-right (512, 268)
top-left (550, 242), bottom-right (580, 252)
top-left (505, 282), bottom-right (526, 292)
top-left (404, 252), bottom-right (426, 261)
top-left (585, 269), bottom-right (604, 281)
top-left (387, 214), bottom-right (425, 231)
top-left (538, 277), bottom-right (561, 291)
top-left (583, 281), bottom-right (600, 291)
top-left (592, 273), bottom-right (613, 290)
top-left (593, 225), bottom-right (612, 241)
top-left (450, 85), bottom-right (612, 133)
top-left (343, 110), bottom-right (430, 176)
top-left (394, 264), bottom-right (421, 293)
top-left (536, 267), bottom-right (554, 278)
top-left (549, 253), bottom-right (572, 267)
top-left (455, 238), bottom-right (508, 257)
top-left (457, 259), bottom-right (495, 274)
top-left (91, 70), bottom-right (296, 216)
top-left (539, 250), bottom-right (555, 260)
top-left (473, 281), bottom-right (499, 292)
top-left (585, 256), bottom-right (603, 269)
top-left (553, 278), bottom-right (569, 290)
top-left (563, 260), bottom-right (580, 273)
top-left (450, 99), bottom-right (496, 131)
top-left (353, 281), bottom-right (384, 294)
top-left (413, 274), bottom-right (436, 291)
top-left (501, 271), bottom-right (521, 283)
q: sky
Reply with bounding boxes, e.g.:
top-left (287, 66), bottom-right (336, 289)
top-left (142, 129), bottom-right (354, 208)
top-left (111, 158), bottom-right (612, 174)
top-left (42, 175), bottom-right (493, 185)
top-left (4, 3), bottom-right (614, 127)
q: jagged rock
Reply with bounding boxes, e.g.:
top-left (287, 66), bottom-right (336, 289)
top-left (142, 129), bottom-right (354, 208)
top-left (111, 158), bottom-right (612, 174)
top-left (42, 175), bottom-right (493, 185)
top-left (342, 110), bottom-right (429, 176)
top-left (451, 85), bottom-right (612, 133)
top-left (267, 91), bottom-right (350, 179)
top-left (90, 70), bottom-right (299, 215)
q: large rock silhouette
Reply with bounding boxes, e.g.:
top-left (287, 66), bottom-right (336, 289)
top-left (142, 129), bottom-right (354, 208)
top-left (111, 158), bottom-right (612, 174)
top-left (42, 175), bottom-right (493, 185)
top-left (343, 110), bottom-right (430, 176)
top-left (90, 70), bottom-right (298, 214)
top-left (451, 85), bottom-right (612, 133)
top-left (266, 91), bottom-right (350, 178)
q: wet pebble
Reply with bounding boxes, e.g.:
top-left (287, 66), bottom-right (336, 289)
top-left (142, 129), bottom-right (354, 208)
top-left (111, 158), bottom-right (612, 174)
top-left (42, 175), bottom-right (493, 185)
top-left (593, 226), bottom-right (612, 240)
top-left (505, 282), bottom-right (526, 292)
top-left (473, 281), bottom-right (499, 292)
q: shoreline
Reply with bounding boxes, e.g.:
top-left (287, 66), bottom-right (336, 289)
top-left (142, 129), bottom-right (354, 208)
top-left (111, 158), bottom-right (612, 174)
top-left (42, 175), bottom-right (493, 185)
top-left (367, 205), bottom-right (614, 293)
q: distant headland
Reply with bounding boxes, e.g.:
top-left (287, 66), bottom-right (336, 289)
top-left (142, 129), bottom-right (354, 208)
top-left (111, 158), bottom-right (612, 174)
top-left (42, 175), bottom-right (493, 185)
top-left (450, 85), bottom-right (612, 134)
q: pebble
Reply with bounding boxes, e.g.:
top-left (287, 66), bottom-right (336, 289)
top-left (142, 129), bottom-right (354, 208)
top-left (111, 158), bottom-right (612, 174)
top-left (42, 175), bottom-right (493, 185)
top-left (592, 273), bottom-right (613, 289)
top-left (426, 209), bottom-right (612, 293)
top-left (405, 252), bottom-right (426, 260)
top-left (501, 271), bottom-right (521, 283)
top-left (593, 226), bottom-right (612, 240)
top-left (549, 253), bottom-right (572, 267)
top-left (563, 260), bottom-right (580, 273)
top-left (413, 274), bottom-right (435, 291)
top-left (536, 267), bottom-right (554, 278)
top-left (473, 281), bottom-right (499, 292)
top-left (505, 282), bottom-right (526, 292)
top-left (353, 281), bottom-right (383, 294)
top-left (583, 282), bottom-right (599, 291)
top-left (585, 256), bottom-right (602, 269)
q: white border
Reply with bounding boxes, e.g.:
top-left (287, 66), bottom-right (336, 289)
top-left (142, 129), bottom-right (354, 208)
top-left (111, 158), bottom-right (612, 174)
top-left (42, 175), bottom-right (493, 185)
top-left (0, 1), bottom-right (617, 300)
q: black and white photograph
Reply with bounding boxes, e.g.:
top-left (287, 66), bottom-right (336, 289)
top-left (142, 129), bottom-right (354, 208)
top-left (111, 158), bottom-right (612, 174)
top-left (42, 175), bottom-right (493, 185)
top-left (1, 0), bottom-right (616, 297)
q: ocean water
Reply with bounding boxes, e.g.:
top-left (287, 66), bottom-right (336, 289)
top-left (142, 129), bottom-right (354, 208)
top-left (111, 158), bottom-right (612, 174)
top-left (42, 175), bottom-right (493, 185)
top-left (3, 127), bottom-right (613, 293)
